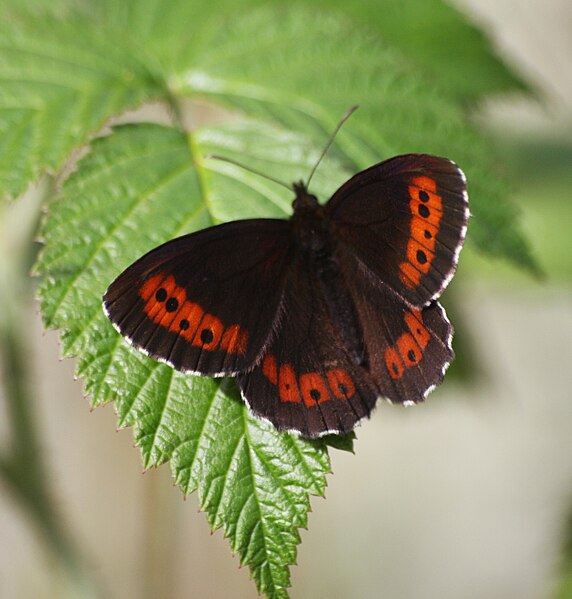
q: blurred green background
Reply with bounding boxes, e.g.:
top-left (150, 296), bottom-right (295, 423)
top-left (0, 0), bottom-right (571, 598)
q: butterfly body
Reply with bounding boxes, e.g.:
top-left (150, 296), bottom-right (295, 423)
top-left (104, 153), bottom-right (469, 438)
top-left (290, 183), bottom-right (366, 366)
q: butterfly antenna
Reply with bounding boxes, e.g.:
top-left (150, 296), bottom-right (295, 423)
top-left (305, 104), bottom-right (359, 189)
top-left (205, 154), bottom-right (293, 192)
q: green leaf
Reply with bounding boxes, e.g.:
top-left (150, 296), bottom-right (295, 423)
top-left (90, 0), bottom-right (527, 100)
top-left (324, 0), bottom-right (528, 100)
top-left (36, 121), bottom-right (346, 597)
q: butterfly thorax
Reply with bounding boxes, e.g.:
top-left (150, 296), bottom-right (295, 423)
top-left (290, 183), bottom-right (326, 253)
top-left (291, 183), bottom-right (366, 367)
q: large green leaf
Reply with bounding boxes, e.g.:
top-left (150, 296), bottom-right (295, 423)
top-left (36, 121), bottom-right (348, 597)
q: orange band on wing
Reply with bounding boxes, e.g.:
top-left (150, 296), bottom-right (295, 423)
top-left (138, 272), bottom-right (248, 355)
top-left (279, 364), bottom-right (301, 403)
top-left (192, 313), bottom-right (224, 350)
top-left (299, 373), bottom-right (330, 406)
top-left (261, 358), bottom-right (356, 405)
top-left (399, 176), bottom-right (443, 289)
top-left (385, 310), bottom-right (430, 379)
top-left (327, 369), bottom-right (356, 399)
top-left (172, 301), bottom-right (205, 340)
top-left (404, 309), bottom-right (430, 349)
top-left (262, 354), bottom-right (278, 385)
top-left (385, 347), bottom-right (405, 380)
top-left (220, 325), bottom-right (249, 355)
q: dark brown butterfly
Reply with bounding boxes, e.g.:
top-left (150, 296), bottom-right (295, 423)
top-left (104, 139), bottom-right (468, 438)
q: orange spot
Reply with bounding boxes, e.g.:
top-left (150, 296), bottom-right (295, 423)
top-left (157, 283), bottom-right (187, 329)
top-left (139, 274), bottom-right (164, 301)
top-left (299, 373), bottom-right (330, 406)
top-left (411, 176), bottom-right (436, 193)
top-left (138, 273), bottom-right (245, 354)
top-left (404, 310), bottom-right (430, 349)
top-left (192, 313), bottom-right (223, 350)
top-left (141, 275), bottom-right (177, 322)
top-left (158, 274), bottom-right (177, 297)
top-left (326, 369), bottom-right (356, 399)
top-left (399, 262), bottom-right (421, 288)
top-left (406, 239), bottom-right (434, 275)
top-left (397, 333), bottom-right (422, 366)
top-left (237, 331), bottom-right (249, 354)
top-left (385, 347), bottom-right (404, 379)
top-left (279, 364), bottom-right (301, 403)
top-left (409, 177), bottom-right (443, 226)
top-left (220, 325), bottom-right (249, 355)
top-left (144, 296), bottom-right (165, 322)
top-left (170, 300), bottom-right (204, 340)
top-left (262, 354), bottom-right (278, 385)
top-left (409, 216), bottom-right (438, 250)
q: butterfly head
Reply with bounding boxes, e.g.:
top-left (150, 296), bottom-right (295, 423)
top-left (292, 181), bottom-right (319, 215)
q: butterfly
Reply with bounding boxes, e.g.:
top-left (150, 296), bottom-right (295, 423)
top-left (103, 150), bottom-right (468, 438)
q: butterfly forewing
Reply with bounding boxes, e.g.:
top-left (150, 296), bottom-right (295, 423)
top-left (325, 154), bottom-right (468, 307)
top-left (104, 219), bottom-right (293, 376)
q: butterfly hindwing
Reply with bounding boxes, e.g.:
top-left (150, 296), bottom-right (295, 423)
top-left (338, 243), bottom-right (454, 404)
top-left (325, 154), bottom-right (468, 307)
top-left (103, 219), bottom-right (293, 375)
top-left (237, 256), bottom-right (379, 438)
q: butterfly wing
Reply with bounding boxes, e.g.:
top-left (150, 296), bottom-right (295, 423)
top-left (237, 255), bottom-right (380, 438)
top-left (338, 242), bottom-right (455, 404)
top-left (103, 219), bottom-right (293, 376)
top-left (325, 154), bottom-right (469, 307)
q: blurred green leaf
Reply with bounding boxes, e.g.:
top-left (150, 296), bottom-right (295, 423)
top-left (553, 504), bottom-right (572, 599)
top-left (87, 0), bottom-right (528, 100)
top-left (330, 0), bottom-right (528, 100)
top-left (0, 12), bottom-right (163, 200)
